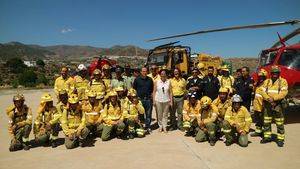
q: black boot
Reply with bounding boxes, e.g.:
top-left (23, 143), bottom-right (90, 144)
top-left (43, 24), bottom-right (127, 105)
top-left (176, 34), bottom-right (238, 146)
top-left (276, 141), bottom-right (284, 147)
top-left (51, 140), bottom-right (57, 148)
top-left (225, 141), bottom-right (232, 146)
top-left (209, 140), bottom-right (216, 146)
top-left (260, 138), bottom-right (272, 144)
top-left (250, 132), bottom-right (262, 137)
top-left (23, 142), bottom-right (30, 151)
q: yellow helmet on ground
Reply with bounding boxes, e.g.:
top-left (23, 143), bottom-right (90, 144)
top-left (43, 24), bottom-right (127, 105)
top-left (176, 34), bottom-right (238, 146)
top-left (115, 86), bottom-right (124, 92)
top-left (93, 69), bottom-right (101, 75)
top-left (197, 63), bottom-right (205, 69)
top-left (258, 69), bottom-right (268, 77)
top-left (127, 88), bottom-right (137, 97)
top-left (200, 96), bottom-right (212, 108)
top-left (107, 91), bottom-right (117, 97)
top-left (41, 93), bottom-right (53, 103)
top-left (219, 87), bottom-right (229, 93)
top-left (13, 93), bottom-right (25, 101)
top-left (68, 94), bottom-right (79, 104)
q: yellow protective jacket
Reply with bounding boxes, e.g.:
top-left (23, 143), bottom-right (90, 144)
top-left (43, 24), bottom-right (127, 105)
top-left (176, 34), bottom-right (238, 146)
top-left (82, 100), bottom-right (103, 124)
top-left (89, 79), bottom-right (107, 94)
top-left (253, 84), bottom-right (265, 112)
top-left (170, 77), bottom-right (187, 96)
top-left (224, 106), bottom-right (252, 133)
top-left (61, 106), bottom-right (86, 136)
top-left (218, 76), bottom-right (234, 93)
top-left (102, 77), bottom-right (112, 92)
top-left (260, 77), bottom-right (288, 101)
top-left (124, 99), bottom-right (145, 119)
top-left (54, 76), bottom-right (74, 96)
top-left (73, 75), bottom-right (89, 100)
top-left (56, 102), bottom-right (67, 116)
top-left (212, 97), bottom-right (231, 119)
top-left (34, 105), bottom-right (61, 134)
top-left (6, 104), bottom-right (32, 137)
top-left (182, 100), bottom-right (201, 122)
top-left (100, 102), bottom-right (124, 126)
top-left (199, 104), bottom-right (218, 125)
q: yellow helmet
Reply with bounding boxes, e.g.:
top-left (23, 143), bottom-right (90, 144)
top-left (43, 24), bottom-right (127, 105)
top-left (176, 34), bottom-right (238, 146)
top-left (127, 88), bottom-right (137, 97)
top-left (200, 96), bottom-right (212, 107)
top-left (258, 69), bottom-right (268, 77)
top-left (93, 69), bottom-right (101, 75)
top-left (68, 94), bottom-right (79, 104)
top-left (221, 65), bottom-right (229, 72)
top-left (219, 87), bottom-right (229, 93)
top-left (87, 90), bottom-right (97, 98)
top-left (107, 91), bottom-right (117, 97)
top-left (115, 86), bottom-right (124, 92)
top-left (96, 92), bottom-right (105, 99)
top-left (13, 93), bottom-right (25, 101)
top-left (41, 93), bottom-right (53, 103)
top-left (102, 64), bottom-right (110, 70)
top-left (197, 62), bottom-right (205, 69)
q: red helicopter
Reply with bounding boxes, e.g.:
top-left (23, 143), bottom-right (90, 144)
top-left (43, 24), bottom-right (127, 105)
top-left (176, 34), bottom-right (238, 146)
top-left (147, 20), bottom-right (300, 102)
top-left (89, 57), bottom-right (117, 75)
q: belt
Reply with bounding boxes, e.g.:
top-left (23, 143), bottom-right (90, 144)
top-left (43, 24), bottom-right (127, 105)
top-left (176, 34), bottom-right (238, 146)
top-left (173, 95), bottom-right (184, 98)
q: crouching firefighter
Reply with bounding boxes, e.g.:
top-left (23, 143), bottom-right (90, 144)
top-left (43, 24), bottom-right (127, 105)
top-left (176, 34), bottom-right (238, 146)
top-left (6, 94), bottom-right (32, 151)
top-left (125, 88), bottom-right (145, 139)
top-left (222, 94), bottom-right (252, 147)
top-left (34, 93), bottom-right (61, 148)
top-left (61, 94), bottom-right (90, 149)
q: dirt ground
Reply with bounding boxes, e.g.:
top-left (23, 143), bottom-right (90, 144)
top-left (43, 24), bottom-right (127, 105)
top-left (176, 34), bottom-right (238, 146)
top-left (0, 89), bottom-right (300, 169)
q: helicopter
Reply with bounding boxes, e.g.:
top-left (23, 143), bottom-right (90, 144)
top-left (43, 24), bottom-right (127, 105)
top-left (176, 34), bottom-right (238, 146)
top-left (147, 20), bottom-right (300, 102)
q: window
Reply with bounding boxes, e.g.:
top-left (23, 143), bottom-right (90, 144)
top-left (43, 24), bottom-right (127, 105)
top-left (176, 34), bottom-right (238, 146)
top-left (260, 51), bottom-right (277, 66)
top-left (278, 49), bottom-right (300, 70)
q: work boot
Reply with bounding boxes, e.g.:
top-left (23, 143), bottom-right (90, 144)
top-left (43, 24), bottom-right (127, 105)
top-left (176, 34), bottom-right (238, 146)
top-left (129, 133), bottom-right (135, 139)
top-left (209, 140), bottom-right (216, 146)
top-left (276, 141), bottom-right (284, 147)
top-left (250, 132), bottom-right (262, 137)
top-left (260, 138), bottom-right (272, 144)
top-left (225, 141), bottom-right (232, 146)
top-left (23, 142), bottom-right (30, 151)
top-left (51, 140), bottom-right (57, 148)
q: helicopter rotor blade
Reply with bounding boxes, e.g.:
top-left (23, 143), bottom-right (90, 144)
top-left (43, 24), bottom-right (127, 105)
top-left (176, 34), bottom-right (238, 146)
top-left (271, 27), bottom-right (300, 48)
top-left (147, 19), bottom-right (300, 42)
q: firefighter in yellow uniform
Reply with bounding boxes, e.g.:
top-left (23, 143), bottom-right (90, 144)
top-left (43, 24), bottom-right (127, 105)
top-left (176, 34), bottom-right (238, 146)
top-left (115, 86), bottom-right (128, 107)
top-left (54, 67), bottom-right (74, 98)
top-left (212, 87), bottom-right (231, 135)
top-left (61, 94), bottom-right (90, 149)
top-left (148, 65), bottom-right (160, 82)
top-left (124, 88), bottom-right (145, 139)
top-left (6, 94), bottom-right (32, 151)
top-left (56, 90), bottom-right (68, 118)
top-left (98, 91), bottom-right (126, 141)
top-left (218, 65), bottom-right (234, 94)
top-left (251, 69), bottom-right (268, 137)
top-left (34, 93), bottom-right (61, 148)
top-left (260, 66), bottom-right (288, 147)
top-left (82, 90), bottom-right (103, 137)
top-left (195, 96), bottom-right (218, 146)
top-left (222, 94), bottom-right (252, 147)
top-left (73, 64), bottom-right (89, 101)
top-left (102, 64), bottom-right (112, 91)
top-left (89, 69), bottom-right (108, 96)
top-left (197, 62), bottom-right (206, 79)
top-left (182, 92), bottom-right (201, 136)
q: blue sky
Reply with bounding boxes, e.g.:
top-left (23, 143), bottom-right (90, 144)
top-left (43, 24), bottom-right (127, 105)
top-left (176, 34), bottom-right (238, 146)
top-left (0, 0), bottom-right (299, 57)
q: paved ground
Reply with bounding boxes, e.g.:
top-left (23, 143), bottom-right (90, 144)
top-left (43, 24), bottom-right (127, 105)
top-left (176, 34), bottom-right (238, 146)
top-left (0, 89), bottom-right (300, 169)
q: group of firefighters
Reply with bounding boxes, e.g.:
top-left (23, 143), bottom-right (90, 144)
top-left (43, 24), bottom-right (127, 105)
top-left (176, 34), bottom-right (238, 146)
top-left (6, 62), bottom-right (288, 151)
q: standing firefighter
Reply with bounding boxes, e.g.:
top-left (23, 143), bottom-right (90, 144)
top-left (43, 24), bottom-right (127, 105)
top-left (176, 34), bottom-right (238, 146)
top-left (73, 64), bottom-right (89, 101)
top-left (218, 65), bottom-right (234, 94)
top-left (195, 96), bottom-right (218, 146)
top-left (6, 94), bottom-right (32, 151)
top-left (260, 66), bottom-right (288, 147)
top-left (89, 69), bottom-right (108, 95)
top-left (82, 90), bottom-right (103, 138)
top-left (61, 94), bottom-right (89, 149)
top-left (251, 69), bottom-right (268, 137)
top-left (98, 91), bottom-right (126, 141)
top-left (222, 94), bottom-right (252, 147)
top-left (34, 93), bottom-right (61, 148)
top-left (125, 88), bottom-right (145, 139)
top-left (54, 67), bottom-right (74, 98)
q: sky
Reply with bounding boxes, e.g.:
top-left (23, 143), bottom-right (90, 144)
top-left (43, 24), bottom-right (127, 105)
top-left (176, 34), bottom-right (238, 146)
top-left (0, 0), bottom-right (299, 57)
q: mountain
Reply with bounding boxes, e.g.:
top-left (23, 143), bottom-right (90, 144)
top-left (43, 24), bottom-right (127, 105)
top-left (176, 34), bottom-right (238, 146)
top-left (0, 42), bottom-right (56, 61)
top-left (0, 42), bottom-right (149, 61)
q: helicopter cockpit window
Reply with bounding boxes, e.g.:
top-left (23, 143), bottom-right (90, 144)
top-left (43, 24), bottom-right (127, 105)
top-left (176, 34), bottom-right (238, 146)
top-left (278, 49), bottom-right (300, 70)
top-left (148, 53), bottom-right (167, 66)
top-left (174, 52), bottom-right (184, 64)
top-left (260, 51), bottom-right (277, 66)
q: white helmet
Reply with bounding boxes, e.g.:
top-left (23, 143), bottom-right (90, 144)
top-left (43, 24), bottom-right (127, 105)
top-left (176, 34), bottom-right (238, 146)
top-left (232, 94), bottom-right (243, 103)
top-left (78, 64), bottom-right (87, 71)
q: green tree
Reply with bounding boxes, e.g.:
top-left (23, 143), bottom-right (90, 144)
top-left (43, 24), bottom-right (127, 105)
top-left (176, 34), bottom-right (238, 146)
top-left (36, 59), bottom-right (45, 67)
top-left (18, 70), bottom-right (38, 87)
top-left (37, 74), bottom-right (49, 85)
top-left (6, 57), bottom-right (27, 73)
